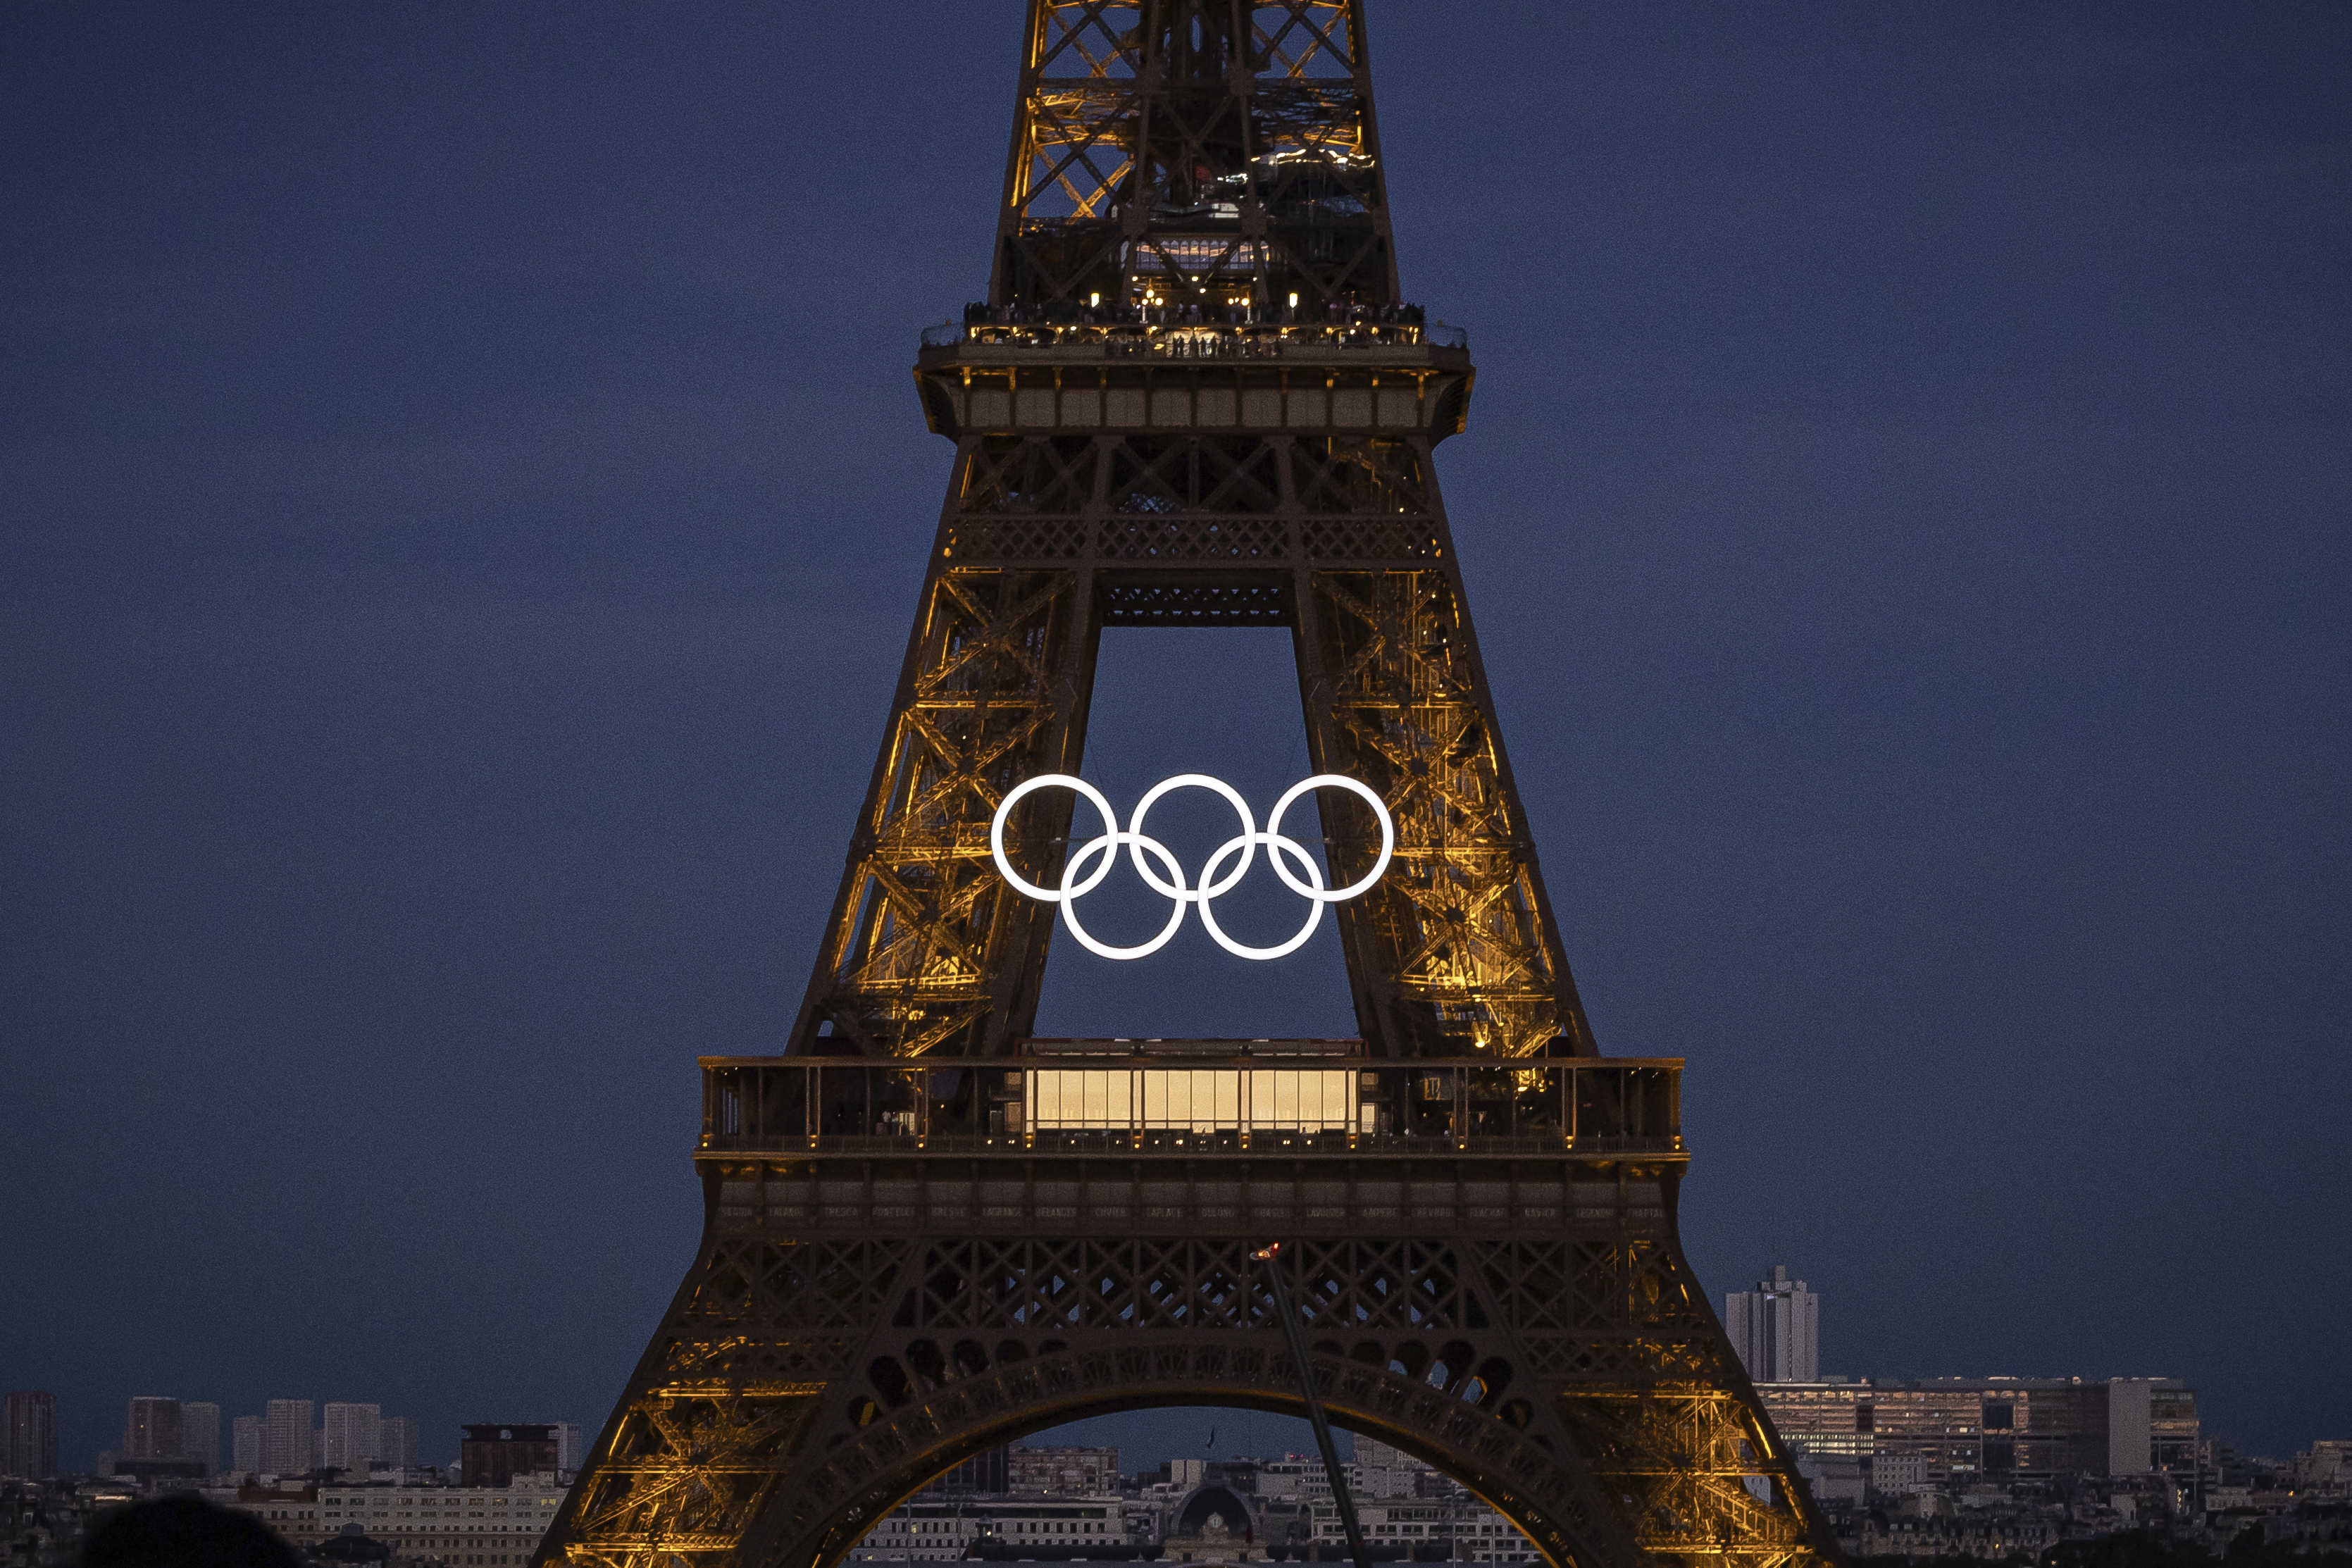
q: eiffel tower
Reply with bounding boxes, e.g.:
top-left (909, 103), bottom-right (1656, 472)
top-left (537, 6), bottom-right (1841, 1568)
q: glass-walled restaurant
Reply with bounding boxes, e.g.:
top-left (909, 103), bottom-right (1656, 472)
top-left (1028, 1064), bottom-right (1358, 1135)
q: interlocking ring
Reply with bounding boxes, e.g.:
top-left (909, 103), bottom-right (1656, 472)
top-left (989, 773), bottom-right (1395, 962)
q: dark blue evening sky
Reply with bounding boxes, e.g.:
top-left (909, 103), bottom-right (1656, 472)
top-left (3, 3), bottom-right (2346, 1471)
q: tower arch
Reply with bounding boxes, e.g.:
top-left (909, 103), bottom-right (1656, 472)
top-left (762, 1348), bottom-right (1626, 1568)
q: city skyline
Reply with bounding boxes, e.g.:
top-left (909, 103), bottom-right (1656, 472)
top-left (11, 1243), bottom-right (2310, 1480)
top-left (10, 1419), bottom-right (2344, 1565)
top-left (3, 0), bottom-right (2346, 1489)
top-left (11, 1348), bottom-right (2321, 1484)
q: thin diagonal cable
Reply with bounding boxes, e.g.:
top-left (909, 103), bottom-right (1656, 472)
top-left (1255, 1242), bottom-right (1372, 1568)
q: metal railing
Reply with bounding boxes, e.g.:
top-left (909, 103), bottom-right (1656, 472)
top-left (918, 320), bottom-right (1467, 356)
top-left (699, 1054), bottom-right (1679, 1155)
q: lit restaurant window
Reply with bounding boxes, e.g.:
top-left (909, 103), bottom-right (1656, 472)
top-left (1026, 1067), bottom-right (1357, 1133)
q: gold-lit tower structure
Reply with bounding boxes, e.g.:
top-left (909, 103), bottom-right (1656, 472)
top-left (537, 6), bottom-right (1841, 1567)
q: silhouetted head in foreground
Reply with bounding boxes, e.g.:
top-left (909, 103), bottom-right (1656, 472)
top-left (83, 1494), bottom-right (304, 1568)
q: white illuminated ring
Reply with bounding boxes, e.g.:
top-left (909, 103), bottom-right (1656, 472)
top-left (988, 773), bottom-right (1395, 962)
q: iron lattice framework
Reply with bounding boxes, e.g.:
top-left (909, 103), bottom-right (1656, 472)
top-left (536, 6), bottom-right (1842, 1568)
top-left (994, 0), bottom-right (1399, 311)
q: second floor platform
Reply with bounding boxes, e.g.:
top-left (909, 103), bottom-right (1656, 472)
top-left (697, 1044), bottom-right (1681, 1162)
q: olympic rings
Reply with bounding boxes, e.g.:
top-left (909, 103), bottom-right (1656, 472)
top-left (988, 773), bottom-right (1395, 962)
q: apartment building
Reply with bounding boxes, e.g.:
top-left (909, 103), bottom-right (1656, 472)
top-left (1754, 1376), bottom-right (2199, 1487)
top-left (1305, 1495), bottom-right (1538, 1563)
top-left (1008, 1447), bottom-right (1121, 1497)
top-left (314, 1477), bottom-right (568, 1564)
top-left (848, 1495), bottom-right (1133, 1562)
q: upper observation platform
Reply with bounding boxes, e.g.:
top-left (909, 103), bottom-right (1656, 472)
top-left (952, 1), bottom-right (1461, 439)
top-left (923, 306), bottom-right (1464, 359)
top-left (914, 306), bottom-right (1473, 440)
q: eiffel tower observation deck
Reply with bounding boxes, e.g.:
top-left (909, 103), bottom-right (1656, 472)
top-left (535, 7), bottom-right (1843, 1568)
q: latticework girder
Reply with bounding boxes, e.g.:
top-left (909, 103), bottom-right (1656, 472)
top-left (993, 1), bottom-right (1397, 310)
top-left (540, 1148), bottom-right (1838, 1568)
top-left (790, 421), bottom-right (1597, 1062)
top-left (537, 5), bottom-right (1843, 1568)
